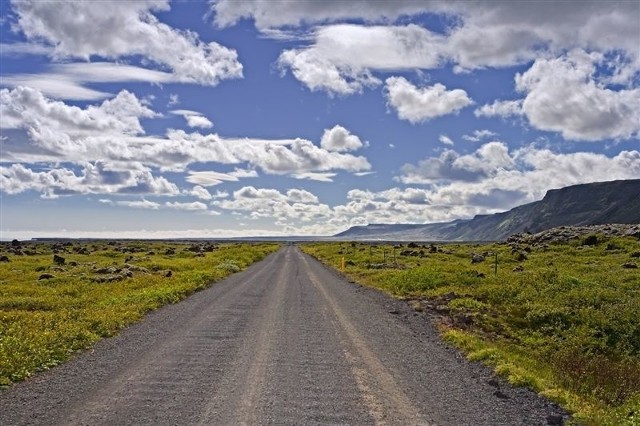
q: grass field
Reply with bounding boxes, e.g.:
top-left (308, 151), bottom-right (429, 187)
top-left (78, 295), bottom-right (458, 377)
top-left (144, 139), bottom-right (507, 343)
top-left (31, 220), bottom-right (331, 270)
top-left (0, 240), bottom-right (279, 386)
top-left (302, 233), bottom-right (640, 425)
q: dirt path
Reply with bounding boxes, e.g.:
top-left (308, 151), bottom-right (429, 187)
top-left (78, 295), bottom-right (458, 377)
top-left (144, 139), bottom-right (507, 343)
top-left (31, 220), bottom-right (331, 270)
top-left (0, 246), bottom-right (566, 425)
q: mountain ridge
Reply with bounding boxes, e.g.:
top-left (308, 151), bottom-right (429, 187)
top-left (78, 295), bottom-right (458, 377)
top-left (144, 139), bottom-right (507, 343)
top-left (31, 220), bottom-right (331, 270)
top-left (335, 179), bottom-right (640, 241)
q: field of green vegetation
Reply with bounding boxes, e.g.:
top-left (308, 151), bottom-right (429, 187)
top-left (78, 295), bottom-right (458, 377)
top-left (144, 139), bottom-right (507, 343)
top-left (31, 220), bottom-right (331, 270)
top-left (303, 232), bottom-right (640, 425)
top-left (0, 240), bottom-right (278, 387)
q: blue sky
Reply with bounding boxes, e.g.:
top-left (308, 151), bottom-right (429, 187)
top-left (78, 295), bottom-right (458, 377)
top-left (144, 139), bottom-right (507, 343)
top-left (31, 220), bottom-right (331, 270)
top-left (1, 0), bottom-right (639, 239)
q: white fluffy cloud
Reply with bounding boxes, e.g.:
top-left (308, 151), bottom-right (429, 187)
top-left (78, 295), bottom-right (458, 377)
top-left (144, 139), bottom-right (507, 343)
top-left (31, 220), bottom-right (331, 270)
top-left (474, 100), bottom-right (523, 118)
top-left (12, 0), bottom-right (243, 86)
top-left (515, 50), bottom-right (640, 141)
top-left (398, 142), bottom-right (640, 210)
top-left (476, 50), bottom-right (640, 141)
top-left (320, 125), bottom-right (365, 152)
top-left (0, 162), bottom-right (180, 199)
top-left (277, 24), bottom-right (443, 95)
top-left (1, 87), bottom-right (371, 177)
top-left (171, 109), bottom-right (214, 129)
top-left (214, 186), bottom-right (331, 223)
top-left (233, 0), bottom-right (639, 102)
top-left (385, 77), bottom-right (473, 123)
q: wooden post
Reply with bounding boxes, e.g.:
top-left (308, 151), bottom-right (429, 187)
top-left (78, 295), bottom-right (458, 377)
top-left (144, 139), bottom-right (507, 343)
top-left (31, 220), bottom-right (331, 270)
top-left (341, 256), bottom-right (345, 272)
top-left (494, 252), bottom-right (498, 275)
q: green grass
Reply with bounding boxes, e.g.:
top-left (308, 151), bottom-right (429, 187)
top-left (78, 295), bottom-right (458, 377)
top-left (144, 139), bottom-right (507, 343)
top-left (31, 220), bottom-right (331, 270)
top-left (0, 241), bottom-right (279, 386)
top-left (302, 237), bottom-right (640, 425)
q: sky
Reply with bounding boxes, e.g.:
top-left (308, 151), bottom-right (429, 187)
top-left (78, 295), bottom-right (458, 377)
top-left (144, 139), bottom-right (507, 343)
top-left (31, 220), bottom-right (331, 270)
top-left (0, 0), bottom-right (639, 240)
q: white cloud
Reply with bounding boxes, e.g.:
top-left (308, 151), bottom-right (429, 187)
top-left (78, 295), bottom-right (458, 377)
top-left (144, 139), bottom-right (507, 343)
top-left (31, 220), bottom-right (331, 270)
top-left (116, 199), bottom-right (161, 210)
top-left (439, 135), bottom-right (454, 146)
top-left (2, 62), bottom-right (177, 100)
top-left (227, 1), bottom-right (639, 96)
top-left (1, 87), bottom-right (371, 177)
top-left (462, 129), bottom-right (499, 142)
top-left (514, 50), bottom-right (640, 141)
top-left (385, 77), bottom-right (473, 123)
top-left (474, 100), bottom-right (523, 118)
top-left (0, 162), bottom-right (180, 198)
top-left (277, 24), bottom-right (443, 95)
top-left (185, 169), bottom-right (258, 186)
top-left (0, 42), bottom-right (53, 56)
top-left (165, 201), bottom-right (208, 211)
top-left (320, 125), bottom-right (364, 152)
top-left (397, 143), bottom-right (640, 210)
top-left (214, 185), bottom-right (332, 223)
top-left (187, 185), bottom-right (212, 200)
top-left (211, 0), bottom-right (430, 29)
top-left (12, 0), bottom-right (243, 86)
top-left (292, 172), bottom-right (337, 182)
top-left (171, 109), bottom-right (214, 129)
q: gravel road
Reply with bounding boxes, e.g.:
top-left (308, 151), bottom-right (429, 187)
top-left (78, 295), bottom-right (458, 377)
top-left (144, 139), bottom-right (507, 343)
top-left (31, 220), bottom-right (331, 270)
top-left (0, 245), bottom-right (567, 425)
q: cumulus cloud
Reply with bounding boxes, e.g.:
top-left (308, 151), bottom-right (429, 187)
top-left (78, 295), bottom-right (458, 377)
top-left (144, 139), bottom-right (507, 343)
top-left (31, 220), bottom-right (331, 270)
top-left (385, 77), bottom-right (473, 123)
top-left (227, 1), bottom-right (639, 98)
top-left (1, 87), bottom-right (371, 178)
top-left (320, 125), bottom-right (365, 152)
top-left (187, 185), bottom-right (212, 200)
top-left (165, 201), bottom-right (208, 211)
top-left (397, 142), bottom-right (640, 210)
top-left (116, 199), bottom-right (161, 210)
top-left (474, 100), bottom-right (523, 118)
top-left (462, 129), bottom-right (499, 142)
top-left (277, 24), bottom-right (443, 95)
top-left (171, 109), bottom-right (214, 129)
top-left (211, 0), bottom-right (431, 29)
top-left (12, 0), bottom-right (243, 86)
top-left (0, 162), bottom-right (180, 198)
top-left (514, 50), bottom-right (640, 141)
top-left (439, 135), bottom-right (454, 146)
top-left (214, 186), bottom-right (331, 223)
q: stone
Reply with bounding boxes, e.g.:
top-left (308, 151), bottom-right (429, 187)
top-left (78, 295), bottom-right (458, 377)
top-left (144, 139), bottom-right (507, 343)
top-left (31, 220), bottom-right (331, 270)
top-left (53, 254), bottom-right (66, 265)
top-left (471, 253), bottom-right (485, 264)
top-left (38, 273), bottom-right (55, 280)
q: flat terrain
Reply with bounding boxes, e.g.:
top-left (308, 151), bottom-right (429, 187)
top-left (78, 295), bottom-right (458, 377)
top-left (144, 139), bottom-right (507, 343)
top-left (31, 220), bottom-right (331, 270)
top-left (0, 246), bottom-right (565, 425)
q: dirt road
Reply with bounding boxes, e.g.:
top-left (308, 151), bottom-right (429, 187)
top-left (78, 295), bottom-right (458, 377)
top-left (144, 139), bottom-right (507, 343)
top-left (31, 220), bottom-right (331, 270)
top-left (0, 246), bottom-right (566, 425)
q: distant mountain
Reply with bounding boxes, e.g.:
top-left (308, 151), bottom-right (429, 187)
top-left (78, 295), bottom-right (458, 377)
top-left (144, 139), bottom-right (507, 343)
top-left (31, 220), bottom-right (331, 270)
top-left (335, 179), bottom-right (640, 241)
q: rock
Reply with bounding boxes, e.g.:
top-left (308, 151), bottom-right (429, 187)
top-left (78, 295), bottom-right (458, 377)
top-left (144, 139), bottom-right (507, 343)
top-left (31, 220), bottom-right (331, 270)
top-left (53, 254), bottom-right (66, 265)
top-left (165, 270), bottom-right (173, 278)
top-left (546, 414), bottom-right (564, 425)
top-left (93, 274), bottom-right (125, 283)
top-left (471, 253), bottom-right (485, 264)
top-left (94, 266), bottom-right (118, 274)
top-left (11, 239), bottom-right (21, 247)
top-left (38, 273), bottom-right (55, 280)
top-left (493, 390), bottom-right (509, 399)
top-left (513, 265), bottom-right (524, 272)
top-left (630, 251), bottom-right (640, 258)
top-left (515, 251), bottom-right (528, 262)
top-left (622, 262), bottom-right (638, 269)
top-left (582, 235), bottom-right (599, 246)
top-left (407, 242), bottom-right (419, 248)
top-left (164, 248), bottom-right (175, 255)
top-left (0, 255), bottom-right (9, 262)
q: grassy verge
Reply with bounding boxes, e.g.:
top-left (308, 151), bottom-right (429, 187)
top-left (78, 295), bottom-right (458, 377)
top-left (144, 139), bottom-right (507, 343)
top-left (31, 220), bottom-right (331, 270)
top-left (0, 241), bottom-right (279, 386)
top-left (302, 235), bottom-right (640, 425)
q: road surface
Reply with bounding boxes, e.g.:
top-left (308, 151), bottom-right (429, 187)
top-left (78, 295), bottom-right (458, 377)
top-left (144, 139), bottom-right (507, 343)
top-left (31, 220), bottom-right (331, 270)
top-left (0, 246), bottom-right (566, 425)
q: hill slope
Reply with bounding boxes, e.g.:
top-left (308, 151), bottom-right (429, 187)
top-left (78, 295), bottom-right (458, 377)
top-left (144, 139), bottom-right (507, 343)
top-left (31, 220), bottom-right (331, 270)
top-left (335, 179), bottom-right (640, 241)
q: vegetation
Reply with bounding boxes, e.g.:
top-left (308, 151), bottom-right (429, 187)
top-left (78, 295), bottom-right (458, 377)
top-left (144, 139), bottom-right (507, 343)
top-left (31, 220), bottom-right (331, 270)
top-left (0, 240), bottom-right (278, 386)
top-left (302, 235), bottom-right (640, 425)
